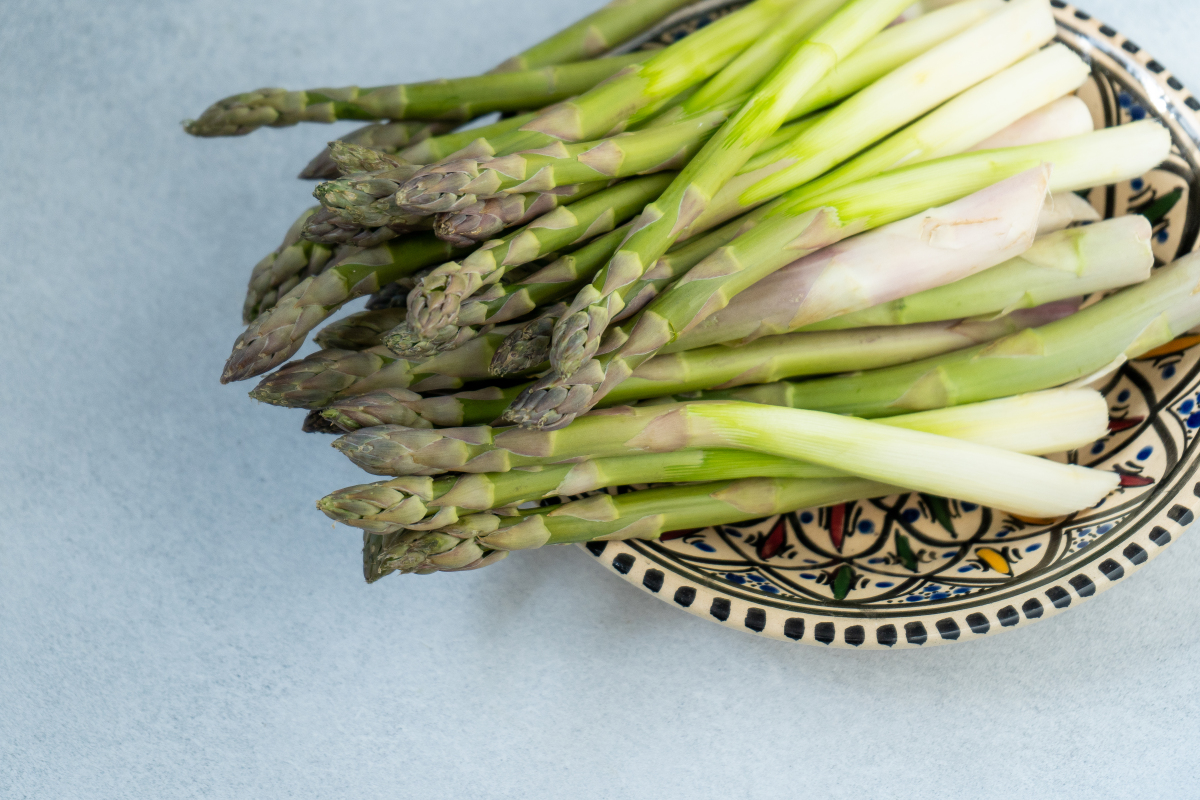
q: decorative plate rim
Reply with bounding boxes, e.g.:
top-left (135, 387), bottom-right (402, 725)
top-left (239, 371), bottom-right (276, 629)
top-left (581, 1), bottom-right (1200, 649)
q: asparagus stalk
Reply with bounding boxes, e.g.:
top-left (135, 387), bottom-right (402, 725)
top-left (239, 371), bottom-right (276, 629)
top-left (1037, 190), bottom-right (1102, 235)
top-left (364, 477), bottom-right (891, 578)
top-left (671, 165), bottom-right (1050, 349)
top-left (546, 0), bottom-right (915, 389)
top-left (300, 207), bottom-right (430, 249)
top-left (243, 207), bottom-right (337, 323)
top-left (390, 173), bottom-right (676, 356)
top-left (432, 183), bottom-right (606, 246)
top-left (249, 324), bottom-right (522, 409)
top-left (398, 113), bottom-right (539, 164)
top-left (801, 216), bottom-right (1153, 332)
top-left (336, 396), bottom-right (1117, 518)
top-left (969, 94), bottom-right (1094, 152)
top-left (300, 121), bottom-right (455, 181)
top-left (504, 121), bottom-right (1172, 428)
top-left (744, 250), bottom-right (1200, 417)
top-left (314, 307), bottom-right (408, 351)
top-left (331, 388), bottom-right (1108, 540)
top-left (184, 53), bottom-right (652, 137)
top-left (222, 234), bottom-right (468, 383)
top-left (395, 0), bottom-right (798, 192)
top-left (326, 304), bottom-right (1073, 432)
top-left (490, 306), bottom-right (566, 378)
top-left (491, 0), bottom-right (703, 73)
top-left (694, 4), bottom-right (1073, 232)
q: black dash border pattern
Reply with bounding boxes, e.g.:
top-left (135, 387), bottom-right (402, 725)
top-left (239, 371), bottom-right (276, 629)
top-left (585, 2), bottom-right (1200, 649)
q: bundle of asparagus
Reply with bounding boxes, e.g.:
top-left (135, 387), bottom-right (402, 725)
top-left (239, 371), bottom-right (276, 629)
top-left (190, 0), bottom-right (1189, 582)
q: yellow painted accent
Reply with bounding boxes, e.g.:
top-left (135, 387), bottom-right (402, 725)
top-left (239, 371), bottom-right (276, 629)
top-left (976, 547), bottom-right (1013, 576)
top-left (1136, 334), bottom-right (1200, 360)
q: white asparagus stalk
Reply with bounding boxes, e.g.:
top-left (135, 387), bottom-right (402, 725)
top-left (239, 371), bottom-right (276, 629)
top-left (679, 402), bottom-right (1118, 518)
top-left (1037, 191), bottom-right (1102, 235)
top-left (801, 215), bottom-right (1153, 330)
top-left (672, 165), bottom-right (1049, 350)
top-left (970, 94), bottom-right (1094, 151)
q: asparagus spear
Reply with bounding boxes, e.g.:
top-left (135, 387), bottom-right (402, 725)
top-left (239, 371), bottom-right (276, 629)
top-left (799, 216), bottom-right (1152, 332)
top-left (547, 0), bottom-right (914, 385)
top-left (328, 389), bottom-right (1107, 538)
top-left (325, 305), bottom-right (1073, 432)
top-left (184, 53), bottom-right (652, 137)
top-left (1037, 190), bottom-right (1102, 235)
top-left (390, 173), bottom-right (676, 356)
top-left (395, 0), bottom-right (798, 192)
top-left (300, 207), bottom-right (429, 249)
top-left (249, 325), bottom-right (521, 409)
top-left (314, 307), bottom-right (408, 351)
top-left (398, 113), bottom-right (539, 164)
top-left (365, 477), bottom-right (890, 578)
top-left (505, 121), bottom-right (1172, 428)
top-left (243, 207), bottom-right (337, 323)
top-left (432, 183), bottom-right (606, 246)
top-left (693, 3), bottom-right (1072, 232)
top-left (490, 0), bottom-right (703, 73)
top-left (300, 121), bottom-right (455, 181)
top-left (742, 250), bottom-right (1200, 418)
top-left (336, 396), bottom-right (1117, 518)
top-left (222, 234), bottom-right (467, 383)
top-left (968, 94), bottom-right (1094, 152)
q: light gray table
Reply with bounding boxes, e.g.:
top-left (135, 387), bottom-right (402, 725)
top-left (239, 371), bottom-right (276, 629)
top-left (2, 1), bottom-right (1198, 797)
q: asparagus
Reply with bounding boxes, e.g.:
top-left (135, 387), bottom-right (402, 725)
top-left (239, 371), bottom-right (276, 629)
top-left (969, 95), bottom-right (1094, 152)
top-left (694, 3), bottom-right (1072, 232)
top-left (432, 183), bottom-right (606, 246)
top-left (327, 305), bottom-right (1073, 432)
top-left (490, 306), bottom-right (565, 377)
top-left (800, 216), bottom-right (1153, 332)
top-left (300, 207), bottom-right (429, 249)
top-left (395, 0), bottom-right (798, 193)
top-left (184, 53), bottom-right (652, 137)
top-left (314, 307), bottom-right (408, 351)
top-left (546, 0), bottom-right (914, 391)
top-left (222, 234), bottom-right (467, 383)
top-left (504, 121), bottom-right (1172, 428)
top-left (398, 113), bottom-right (539, 164)
top-left (328, 389), bottom-right (1107, 537)
top-left (490, 0), bottom-right (702, 73)
top-left (740, 250), bottom-right (1200, 417)
top-left (390, 173), bottom-right (676, 357)
top-left (300, 121), bottom-right (455, 181)
top-left (335, 396), bottom-right (1117, 518)
top-left (243, 207), bottom-right (337, 323)
top-left (1037, 191), bottom-right (1102, 235)
top-left (249, 325), bottom-right (521, 409)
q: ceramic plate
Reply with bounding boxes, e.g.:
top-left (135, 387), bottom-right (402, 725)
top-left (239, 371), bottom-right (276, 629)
top-left (588, 1), bottom-right (1200, 649)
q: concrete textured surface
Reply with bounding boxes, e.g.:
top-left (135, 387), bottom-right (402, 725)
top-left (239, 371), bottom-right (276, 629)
top-left (1, 1), bottom-right (1198, 797)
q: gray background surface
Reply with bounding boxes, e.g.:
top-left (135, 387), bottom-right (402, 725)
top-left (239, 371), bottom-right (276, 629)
top-left (2, 1), bottom-right (1198, 797)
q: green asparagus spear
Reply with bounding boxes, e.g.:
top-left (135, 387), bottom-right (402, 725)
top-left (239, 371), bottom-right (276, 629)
top-left (432, 183), bottom-right (606, 246)
top-left (314, 307), bottom-right (408, 351)
top-left (222, 234), bottom-right (467, 383)
top-left (248, 325), bottom-right (521, 409)
top-left (243, 207), bottom-right (337, 323)
top-left (300, 121), bottom-right (455, 181)
top-left (184, 53), bottom-right (651, 137)
top-left (491, 0), bottom-right (702, 73)
top-left (364, 477), bottom-right (892, 578)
